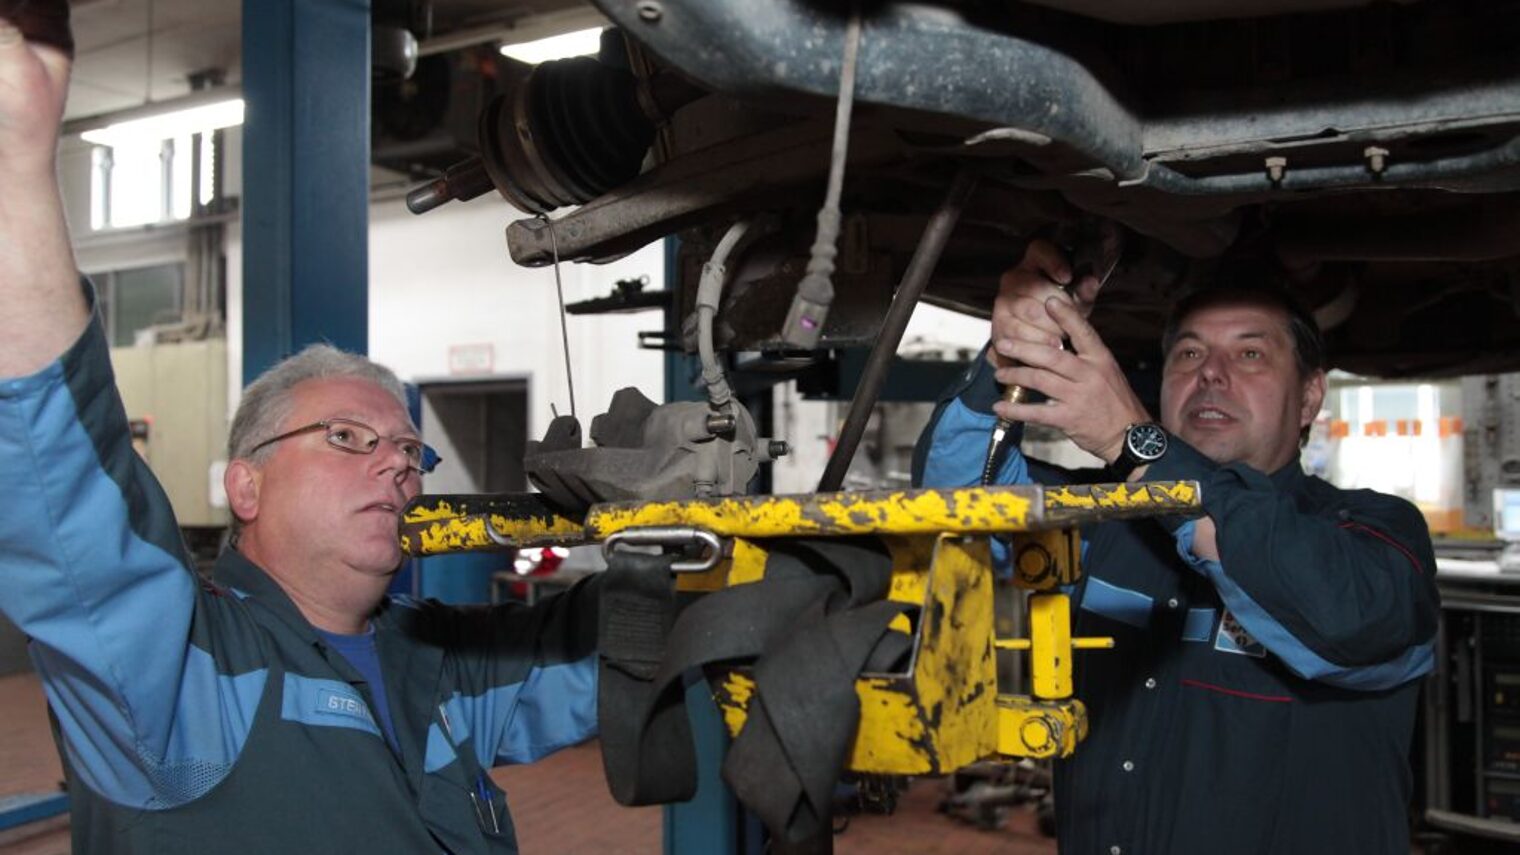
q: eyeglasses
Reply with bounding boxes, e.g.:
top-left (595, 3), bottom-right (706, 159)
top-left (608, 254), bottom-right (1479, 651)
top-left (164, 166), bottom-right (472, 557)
top-left (248, 417), bottom-right (441, 474)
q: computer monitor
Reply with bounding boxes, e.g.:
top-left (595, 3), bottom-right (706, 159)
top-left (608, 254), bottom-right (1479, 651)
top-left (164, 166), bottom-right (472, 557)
top-left (1495, 488), bottom-right (1520, 542)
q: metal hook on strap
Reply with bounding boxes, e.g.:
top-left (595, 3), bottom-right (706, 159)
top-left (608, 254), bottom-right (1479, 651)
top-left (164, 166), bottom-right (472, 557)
top-left (602, 527), bottom-right (726, 573)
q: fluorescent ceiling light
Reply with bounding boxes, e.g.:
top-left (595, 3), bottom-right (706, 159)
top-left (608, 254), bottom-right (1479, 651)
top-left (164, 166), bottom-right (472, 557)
top-left (80, 98), bottom-right (245, 147)
top-left (499, 27), bottom-right (602, 64)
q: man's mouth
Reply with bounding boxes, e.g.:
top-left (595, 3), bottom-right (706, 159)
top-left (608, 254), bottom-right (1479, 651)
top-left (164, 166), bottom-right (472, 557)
top-left (361, 501), bottom-right (401, 514)
top-left (1187, 405), bottom-right (1236, 426)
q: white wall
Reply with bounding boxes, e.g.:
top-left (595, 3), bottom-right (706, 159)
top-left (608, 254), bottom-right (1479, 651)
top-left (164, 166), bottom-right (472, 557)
top-left (366, 196), bottom-right (666, 437)
top-left (226, 195), bottom-right (665, 436)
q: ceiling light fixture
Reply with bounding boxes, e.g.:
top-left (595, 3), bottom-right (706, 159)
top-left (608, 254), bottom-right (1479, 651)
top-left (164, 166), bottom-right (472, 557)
top-left (67, 89), bottom-right (245, 148)
top-left (498, 27), bottom-right (603, 64)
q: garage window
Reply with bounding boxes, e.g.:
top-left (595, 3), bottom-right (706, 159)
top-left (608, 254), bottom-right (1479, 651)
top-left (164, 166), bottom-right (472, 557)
top-left (95, 263), bottom-right (186, 346)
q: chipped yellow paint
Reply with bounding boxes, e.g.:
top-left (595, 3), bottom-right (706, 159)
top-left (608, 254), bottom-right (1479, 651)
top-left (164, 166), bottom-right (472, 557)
top-left (862, 535), bottom-right (998, 773)
top-left (850, 678), bottom-right (931, 772)
top-left (728, 539), bottom-right (770, 586)
top-left (713, 534), bottom-right (1000, 775)
top-left (1031, 593), bottom-right (1073, 699)
top-left (716, 673), bottom-right (932, 763)
top-left (404, 482), bottom-right (1188, 772)
top-left (717, 671), bottom-right (756, 736)
top-left (1043, 480), bottom-right (1202, 517)
top-left (997, 696), bottom-right (1088, 759)
top-left (1008, 529), bottom-right (1083, 591)
top-left (401, 483), bottom-right (1199, 557)
top-left (401, 498), bottom-right (468, 524)
top-left (398, 497), bottom-right (585, 555)
top-left (1008, 593), bottom-right (1114, 699)
top-left (482, 512), bottom-right (586, 544)
top-left (585, 487), bottom-right (1041, 540)
top-left (995, 593), bottom-right (1112, 701)
top-left (672, 563), bottom-right (729, 593)
top-left (883, 536), bottom-right (932, 608)
top-left (670, 539), bottom-right (773, 592)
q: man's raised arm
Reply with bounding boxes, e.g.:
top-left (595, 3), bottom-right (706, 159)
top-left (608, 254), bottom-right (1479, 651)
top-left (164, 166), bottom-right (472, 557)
top-left (0, 3), bottom-right (86, 378)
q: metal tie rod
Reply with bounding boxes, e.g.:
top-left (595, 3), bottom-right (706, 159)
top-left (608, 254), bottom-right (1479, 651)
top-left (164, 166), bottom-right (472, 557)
top-left (816, 168), bottom-right (980, 492)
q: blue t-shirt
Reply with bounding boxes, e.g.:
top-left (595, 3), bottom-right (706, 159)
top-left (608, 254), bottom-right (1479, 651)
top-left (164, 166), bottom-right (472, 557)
top-left (316, 626), bottom-right (400, 752)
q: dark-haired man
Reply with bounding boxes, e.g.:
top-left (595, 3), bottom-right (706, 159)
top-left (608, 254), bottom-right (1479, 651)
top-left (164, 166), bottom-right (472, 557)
top-left (915, 239), bottom-right (1438, 853)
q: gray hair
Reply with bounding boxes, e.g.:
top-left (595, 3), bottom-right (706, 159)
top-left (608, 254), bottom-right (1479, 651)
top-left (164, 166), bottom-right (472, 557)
top-left (228, 344), bottom-right (411, 464)
top-left (225, 345), bottom-right (410, 541)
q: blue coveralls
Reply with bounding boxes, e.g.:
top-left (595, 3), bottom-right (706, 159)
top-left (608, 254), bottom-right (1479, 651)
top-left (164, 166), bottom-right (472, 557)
top-left (0, 296), bottom-right (601, 854)
top-left (914, 353), bottom-right (1439, 854)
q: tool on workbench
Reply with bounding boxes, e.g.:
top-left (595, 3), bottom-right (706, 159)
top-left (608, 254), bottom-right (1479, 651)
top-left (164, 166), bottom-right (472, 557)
top-left (980, 223), bottom-right (1124, 485)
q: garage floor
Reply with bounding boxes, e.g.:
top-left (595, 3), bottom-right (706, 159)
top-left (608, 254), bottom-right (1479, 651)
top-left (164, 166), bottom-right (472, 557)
top-left (0, 672), bottom-right (1055, 854)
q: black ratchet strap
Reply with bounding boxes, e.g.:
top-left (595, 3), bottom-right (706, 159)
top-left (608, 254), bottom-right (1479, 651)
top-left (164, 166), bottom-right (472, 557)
top-left (597, 538), bottom-right (914, 849)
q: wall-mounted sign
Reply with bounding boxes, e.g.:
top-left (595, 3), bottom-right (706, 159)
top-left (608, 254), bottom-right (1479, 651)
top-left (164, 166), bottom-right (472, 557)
top-left (448, 343), bottom-right (495, 376)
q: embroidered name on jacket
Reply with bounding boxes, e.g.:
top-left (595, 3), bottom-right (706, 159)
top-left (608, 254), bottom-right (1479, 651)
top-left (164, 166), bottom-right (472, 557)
top-left (1214, 609), bottom-right (1266, 658)
top-left (282, 674), bottom-right (382, 735)
top-left (318, 688), bottom-right (376, 724)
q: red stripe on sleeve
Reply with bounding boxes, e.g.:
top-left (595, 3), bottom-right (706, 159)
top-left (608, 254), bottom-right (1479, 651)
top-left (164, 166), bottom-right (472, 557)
top-left (1338, 521), bottom-right (1425, 574)
top-left (1181, 679), bottom-right (1293, 703)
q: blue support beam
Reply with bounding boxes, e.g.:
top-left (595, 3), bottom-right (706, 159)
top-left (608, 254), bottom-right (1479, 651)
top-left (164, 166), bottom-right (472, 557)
top-left (242, 0), bottom-right (371, 383)
top-left (660, 237), bottom-right (763, 855)
top-left (0, 791), bottom-right (69, 833)
top-left (663, 680), bottom-right (749, 854)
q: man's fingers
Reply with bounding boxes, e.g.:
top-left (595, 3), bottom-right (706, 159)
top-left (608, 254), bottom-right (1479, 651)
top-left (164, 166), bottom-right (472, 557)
top-left (0, 16), bottom-right (23, 47)
top-left (0, 1), bottom-right (73, 58)
top-left (1012, 292), bottom-right (1065, 327)
top-left (995, 365), bottom-right (1075, 400)
top-left (1072, 273), bottom-right (1103, 310)
top-left (1011, 324), bottom-right (1062, 348)
top-left (997, 339), bottom-right (1081, 375)
top-left (1046, 296), bottom-right (1109, 357)
top-left (995, 399), bottom-right (1062, 428)
top-left (990, 297), bottom-right (1063, 359)
top-left (998, 267), bottom-right (1072, 306)
top-left (0, 12), bottom-right (71, 87)
top-left (1019, 238), bottom-right (1072, 286)
top-left (34, 40), bottom-right (69, 88)
top-left (988, 323), bottom-right (1060, 362)
top-left (991, 238), bottom-right (1084, 369)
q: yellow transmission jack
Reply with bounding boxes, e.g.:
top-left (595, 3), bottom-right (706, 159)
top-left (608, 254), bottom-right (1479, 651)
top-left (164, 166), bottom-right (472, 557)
top-left (400, 481), bottom-right (1200, 772)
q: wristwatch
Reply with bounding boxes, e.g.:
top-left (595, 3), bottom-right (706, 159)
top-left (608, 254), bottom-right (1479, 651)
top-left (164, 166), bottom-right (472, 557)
top-left (1108, 422), bottom-right (1168, 481)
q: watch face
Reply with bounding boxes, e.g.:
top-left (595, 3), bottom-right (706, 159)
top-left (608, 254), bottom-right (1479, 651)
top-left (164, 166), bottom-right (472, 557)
top-left (1127, 423), bottom-right (1168, 461)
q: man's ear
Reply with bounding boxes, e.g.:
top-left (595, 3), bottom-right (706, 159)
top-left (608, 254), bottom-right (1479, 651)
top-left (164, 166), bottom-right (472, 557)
top-left (225, 459), bottom-right (262, 525)
top-left (1300, 369), bottom-right (1328, 429)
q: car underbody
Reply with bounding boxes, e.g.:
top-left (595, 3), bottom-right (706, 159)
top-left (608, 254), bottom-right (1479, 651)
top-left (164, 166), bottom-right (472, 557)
top-left (413, 0), bottom-right (1520, 379)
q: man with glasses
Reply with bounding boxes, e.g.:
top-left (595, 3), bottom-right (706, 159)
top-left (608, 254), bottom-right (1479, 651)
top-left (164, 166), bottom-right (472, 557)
top-left (0, 7), bottom-right (601, 852)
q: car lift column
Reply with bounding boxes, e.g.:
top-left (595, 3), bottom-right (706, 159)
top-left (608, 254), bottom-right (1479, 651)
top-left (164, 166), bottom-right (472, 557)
top-left (660, 237), bottom-right (763, 855)
top-left (241, 0), bottom-right (371, 381)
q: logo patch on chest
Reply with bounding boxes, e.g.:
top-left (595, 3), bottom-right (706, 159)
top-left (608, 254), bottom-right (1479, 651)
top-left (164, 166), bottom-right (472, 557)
top-left (317, 688), bottom-right (376, 724)
top-left (1214, 610), bottom-right (1266, 658)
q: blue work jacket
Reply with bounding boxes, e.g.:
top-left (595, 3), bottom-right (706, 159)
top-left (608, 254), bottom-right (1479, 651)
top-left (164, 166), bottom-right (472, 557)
top-left (914, 353), bottom-right (1439, 854)
top-left (0, 294), bottom-right (601, 854)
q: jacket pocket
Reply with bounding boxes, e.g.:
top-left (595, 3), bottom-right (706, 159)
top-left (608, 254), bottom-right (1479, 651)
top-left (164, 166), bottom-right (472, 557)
top-left (420, 766), bottom-right (519, 853)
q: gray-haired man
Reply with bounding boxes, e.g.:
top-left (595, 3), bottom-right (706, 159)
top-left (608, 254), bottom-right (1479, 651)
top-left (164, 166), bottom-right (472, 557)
top-left (0, 8), bottom-right (600, 852)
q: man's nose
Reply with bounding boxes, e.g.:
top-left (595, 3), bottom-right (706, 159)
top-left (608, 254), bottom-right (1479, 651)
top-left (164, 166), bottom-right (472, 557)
top-left (1198, 351), bottom-right (1230, 385)
top-left (370, 438), bottom-right (414, 479)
